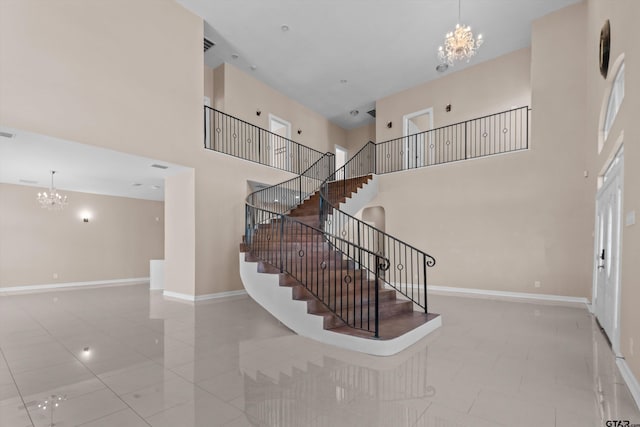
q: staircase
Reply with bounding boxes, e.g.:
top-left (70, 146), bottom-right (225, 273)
top-left (240, 165), bottom-right (441, 355)
top-left (241, 176), bottom-right (435, 341)
top-left (205, 106), bottom-right (530, 355)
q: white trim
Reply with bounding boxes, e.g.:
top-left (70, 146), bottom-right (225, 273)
top-left (0, 278), bottom-right (149, 295)
top-left (195, 290), bottom-right (247, 301)
top-left (162, 289), bottom-right (247, 302)
top-left (402, 107), bottom-right (434, 169)
top-left (616, 358), bottom-right (640, 411)
top-left (426, 285), bottom-right (590, 306)
top-left (268, 113), bottom-right (292, 169)
top-left (403, 107), bottom-right (434, 136)
top-left (162, 290), bottom-right (194, 301)
top-left (334, 144), bottom-right (348, 171)
top-left (268, 113), bottom-right (291, 139)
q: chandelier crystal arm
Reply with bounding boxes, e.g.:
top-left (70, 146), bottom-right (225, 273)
top-left (437, 0), bottom-right (483, 66)
top-left (36, 170), bottom-right (68, 210)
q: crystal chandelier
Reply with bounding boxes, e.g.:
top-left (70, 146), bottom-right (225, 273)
top-left (37, 171), bottom-right (68, 210)
top-left (438, 0), bottom-right (483, 66)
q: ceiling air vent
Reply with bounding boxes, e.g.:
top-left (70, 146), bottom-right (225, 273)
top-left (0, 131), bottom-right (15, 138)
top-left (204, 38), bottom-right (215, 52)
top-left (151, 164), bottom-right (169, 169)
top-left (19, 179), bottom-right (38, 185)
top-left (367, 109), bottom-right (376, 118)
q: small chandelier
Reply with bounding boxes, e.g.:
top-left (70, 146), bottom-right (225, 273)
top-left (438, 0), bottom-right (483, 66)
top-left (37, 171), bottom-right (68, 210)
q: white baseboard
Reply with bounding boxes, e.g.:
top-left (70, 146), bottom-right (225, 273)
top-left (0, 278), bottom-right (149, 295)
top-left (617, 358), bottom-right (640, 411)
top-left (426, 285), bottom-right (590, 307)
top-left (196, 290), bottom-right (247, 301)
top-left (163, 289), bottom-right (247, 302)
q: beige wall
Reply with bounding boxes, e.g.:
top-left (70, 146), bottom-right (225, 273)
top-left (213, 64), bottom-right (225, 111)
top-left (219, 63), bottom-right (345, 154)
top-left (204, 65), bottom-right (214, 105)
top-left (194, 152), bottom-right (293, 294)
top-left (0, 0), bottom-right (294, 298)
top-left (0, 0), bottom-right (203, 164)
top-left (164, 169), bottom-right (195, 296)
top-left (376, 48), bottom-right (532, 142)
top-left (0, 183), bottom-right (163, 287)
top-left (345, 123), bottom-right (376, 157)
top-left (586, 0), bottom-right (640, 389)
top-left (365, 4), bottom-right (591, 298)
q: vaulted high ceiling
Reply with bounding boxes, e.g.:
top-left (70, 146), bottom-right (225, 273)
top-left (178, 0), bottom-right (581, 129)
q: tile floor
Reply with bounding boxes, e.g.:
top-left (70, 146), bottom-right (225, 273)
top-left (0, 283), bottom-right (639, 427)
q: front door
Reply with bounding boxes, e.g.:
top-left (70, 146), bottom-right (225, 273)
top-left (594, 147), bottom-right (623, 355)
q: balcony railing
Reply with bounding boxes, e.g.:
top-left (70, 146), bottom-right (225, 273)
top-left (375, 106), bottom-right (530, 174)
top-left (204, 106), bottom-right (327, 175)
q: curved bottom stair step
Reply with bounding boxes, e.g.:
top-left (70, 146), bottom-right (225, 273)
top-left (329, 312), bottom-right (441, 340)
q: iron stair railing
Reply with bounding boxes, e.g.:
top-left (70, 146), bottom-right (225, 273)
top-left (245, 154), bottom-right (391, 337)
top-left (204, 106), bottom-right (327, 174)
top-left (319, 142), bottom-right (436, 314)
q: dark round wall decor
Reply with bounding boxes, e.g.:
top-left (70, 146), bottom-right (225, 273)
top-left (599, 19), bottom-right (611, 79)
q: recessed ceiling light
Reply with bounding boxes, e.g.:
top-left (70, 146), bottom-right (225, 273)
top-left (281, 25), bottom-right (290, 32)
top-left (151, 185), bottom-right (161, 190)
top-left (250, 65), bottom-right (257, 71)
top-left (436, 63), bottom-right (449, 73)
top-left (231, 53), bottom-right (239, 59)
top-left (151, 164), bottom-right (168, 169)
top-left (132, 183), bottom-right (143, 187)
top-left (350, 110), bottom-right (359, 117)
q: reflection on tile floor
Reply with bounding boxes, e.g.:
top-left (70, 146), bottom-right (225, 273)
top-left (0, 283), bottom-right (639, 426)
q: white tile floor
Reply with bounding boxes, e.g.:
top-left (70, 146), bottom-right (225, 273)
top-left (0, 284), bottom-right (638, 427)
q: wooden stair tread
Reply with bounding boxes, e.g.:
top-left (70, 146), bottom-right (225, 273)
top-left (242, 173), bottom-right (435, 340)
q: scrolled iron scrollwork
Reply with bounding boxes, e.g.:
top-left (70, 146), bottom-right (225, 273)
top-left (424, 255), bottom-right (436, 267)
top-left (377, 257), bottom-right (391, 272)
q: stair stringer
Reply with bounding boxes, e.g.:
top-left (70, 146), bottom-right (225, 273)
top-left (240, 253), bottom-right (442, 356)
top-left (337, 174), bottom-right (378, 216)
top-left (323, 174), bottom-right (378, 231)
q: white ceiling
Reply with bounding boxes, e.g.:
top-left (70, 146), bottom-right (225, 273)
top-left (180, 0), bottom-right (581, 129)
top-left (0, 128), bottom-right (189, 201)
